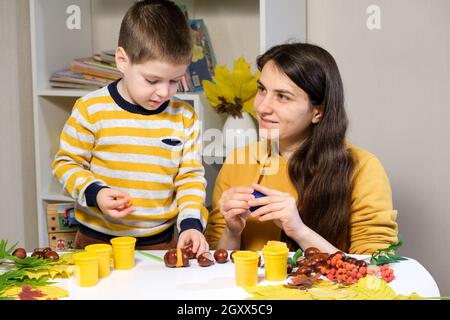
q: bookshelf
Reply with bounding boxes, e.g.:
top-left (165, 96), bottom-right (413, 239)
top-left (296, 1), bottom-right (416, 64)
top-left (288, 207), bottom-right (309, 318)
top-left (30, 0), bottom-right (306, 246)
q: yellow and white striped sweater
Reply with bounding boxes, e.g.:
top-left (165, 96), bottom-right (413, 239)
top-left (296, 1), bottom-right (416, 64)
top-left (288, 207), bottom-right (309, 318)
top-left (52, 82), bottom-right (208, 238)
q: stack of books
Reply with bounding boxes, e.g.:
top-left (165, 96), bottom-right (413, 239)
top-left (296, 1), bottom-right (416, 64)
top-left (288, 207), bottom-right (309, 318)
top-left (50, 50), bottom-right (121, 90)
top-left (49, 18), bottom-right (216, 92)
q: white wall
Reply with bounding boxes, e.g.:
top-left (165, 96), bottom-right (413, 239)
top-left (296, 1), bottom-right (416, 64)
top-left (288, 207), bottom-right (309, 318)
top-left (307, 0), bottom-right (450, 295)
top-left (0, 0), bottom-right (37, 249)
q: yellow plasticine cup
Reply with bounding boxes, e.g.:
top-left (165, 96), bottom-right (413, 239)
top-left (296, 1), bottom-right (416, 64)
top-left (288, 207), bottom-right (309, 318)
top-left (233, 251), bottom-right (260, 287)
top-left (110, 236), bottom-right (137, 270)
top-left (73, 252), bottom-right (99, 287)
top-left (262, 245), bottom-right (289, 281)
top-left (85, 244), bottom-right (112, 278)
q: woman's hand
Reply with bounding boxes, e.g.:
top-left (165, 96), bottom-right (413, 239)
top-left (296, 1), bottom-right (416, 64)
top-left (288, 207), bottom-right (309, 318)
top-left (96, 188), bottom-right (135, 218)
top-left (219, 186), bottom-right (255, 235)
top-left (248, 183), bottom-right (306, 242)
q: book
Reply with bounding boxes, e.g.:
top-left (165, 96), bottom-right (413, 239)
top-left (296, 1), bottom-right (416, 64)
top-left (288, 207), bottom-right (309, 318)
top-left (70, 58), bottom-right (122, 80)
top-left (50, 69), bottom-right (111, 86)
top-left (50, 81), bottom-right (101, 90)
top-left (188, 19), bottom-right (216, 91)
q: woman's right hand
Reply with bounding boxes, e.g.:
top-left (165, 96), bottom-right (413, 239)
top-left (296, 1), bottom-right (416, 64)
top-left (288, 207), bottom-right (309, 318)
top-left (218, 186), bottom-right (255, 235)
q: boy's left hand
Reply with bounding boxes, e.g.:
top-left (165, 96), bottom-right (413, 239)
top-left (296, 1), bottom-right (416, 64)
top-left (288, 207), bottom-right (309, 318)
top-left (177, 229), bottom-right (209, 258)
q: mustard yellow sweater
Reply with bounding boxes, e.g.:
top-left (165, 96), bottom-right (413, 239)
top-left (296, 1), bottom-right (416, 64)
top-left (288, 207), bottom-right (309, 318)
top-left (204, 142), bottom-right (398, 254)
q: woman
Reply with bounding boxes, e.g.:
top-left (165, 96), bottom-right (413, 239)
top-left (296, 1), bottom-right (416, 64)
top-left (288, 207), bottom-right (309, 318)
top-left (204, 43), bottom-right (398, 254)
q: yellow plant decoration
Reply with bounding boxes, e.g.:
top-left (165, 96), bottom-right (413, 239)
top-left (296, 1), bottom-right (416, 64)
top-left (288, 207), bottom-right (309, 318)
top-left (202, 57), bottom-right (259, 119)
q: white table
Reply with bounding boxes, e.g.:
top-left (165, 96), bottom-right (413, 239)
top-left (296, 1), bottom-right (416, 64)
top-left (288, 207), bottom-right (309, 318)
top-left (54, 251), bottom-right (440, 300)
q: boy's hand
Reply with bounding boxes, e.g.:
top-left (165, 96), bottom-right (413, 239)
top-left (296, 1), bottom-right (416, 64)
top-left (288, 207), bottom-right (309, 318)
top-left (96, 188), bottom-right (135, 218)
top-left (177, 229), bottom-right (209, 258)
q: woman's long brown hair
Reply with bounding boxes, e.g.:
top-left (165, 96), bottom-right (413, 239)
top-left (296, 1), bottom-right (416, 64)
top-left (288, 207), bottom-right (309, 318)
top-left (257, 43), bottom-right (354, 251)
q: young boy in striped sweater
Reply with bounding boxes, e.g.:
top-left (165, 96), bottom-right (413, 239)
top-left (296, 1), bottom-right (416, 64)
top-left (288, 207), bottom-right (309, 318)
top-left (52, 0), bottom-right (209, 256)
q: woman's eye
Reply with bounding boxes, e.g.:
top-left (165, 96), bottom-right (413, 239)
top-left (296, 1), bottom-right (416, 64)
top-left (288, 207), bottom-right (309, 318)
top-left (170, 80), bottom-right (179, 84)
top-left (146, 79), bottom-right (158, 85)
top-left (257, 86), bottom-right (266, 93)
top-left (278, 94), bottom-right (289, 101)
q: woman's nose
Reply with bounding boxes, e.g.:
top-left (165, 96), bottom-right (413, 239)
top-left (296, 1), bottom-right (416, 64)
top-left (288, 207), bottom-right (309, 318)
top-left (255, 95), bottom-right (273, 114)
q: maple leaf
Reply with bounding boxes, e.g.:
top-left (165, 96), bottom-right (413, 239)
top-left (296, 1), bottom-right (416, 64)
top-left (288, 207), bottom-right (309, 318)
top-left (18, 285), bottom-right (46, 300)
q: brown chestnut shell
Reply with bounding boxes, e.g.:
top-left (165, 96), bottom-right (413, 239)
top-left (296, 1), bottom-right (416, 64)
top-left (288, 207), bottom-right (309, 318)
top-left (197, 252), bottom-right (215, 267)
top-left (12, 248), bottom-right (27, 259)
top-left (164, 248), bottom-right (189, 267)
top-left (213, 248), bottom-right (228, 263)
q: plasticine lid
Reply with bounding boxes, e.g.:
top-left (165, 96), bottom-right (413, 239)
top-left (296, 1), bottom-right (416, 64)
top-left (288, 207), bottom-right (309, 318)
top-left (262, 246), bottom-right (289, 255)
top-left (73, 251), bottom-right (98, 262)
top-left (85, 244), bottom-right (112, 253)
top-left (110, 236), bottom-right (137, 246)
top-left (232, 251), bottom-right (260, 261)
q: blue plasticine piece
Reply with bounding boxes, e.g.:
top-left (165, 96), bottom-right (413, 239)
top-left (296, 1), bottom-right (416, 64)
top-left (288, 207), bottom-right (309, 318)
top-left (249, 191), bottom-right (266, 212)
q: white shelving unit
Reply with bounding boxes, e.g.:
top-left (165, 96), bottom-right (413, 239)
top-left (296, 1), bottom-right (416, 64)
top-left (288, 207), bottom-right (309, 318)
top-left (30, 0), bottom-right (305, 246)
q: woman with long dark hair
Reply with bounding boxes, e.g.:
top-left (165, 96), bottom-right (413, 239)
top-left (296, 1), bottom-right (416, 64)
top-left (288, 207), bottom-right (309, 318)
top-left (205, 43), bottom-right (398, 254)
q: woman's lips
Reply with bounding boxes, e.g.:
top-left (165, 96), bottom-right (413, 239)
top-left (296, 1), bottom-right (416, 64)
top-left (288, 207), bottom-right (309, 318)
top-left (260, 118), bottom-right (278, 128)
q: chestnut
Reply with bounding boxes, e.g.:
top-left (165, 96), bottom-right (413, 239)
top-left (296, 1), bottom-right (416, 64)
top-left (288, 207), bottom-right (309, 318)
top-left (287, 263), bottom-right (293, 274)
top-left (12, 248), bottom-right (27, 259)
top-left (310, 253), bottom-right (329, 264)
top-left (304, 247), bottom-right (321, 259)
top-left (230, 250), bottom-right (238, 263)
top-left (296, 265), bottom-right (313, 276)
top-left (44, 250), bottom-right (59, 260)
top-left (164, 248), bottom-right (189, 268)
top-left (345, 257), bottom-right (358, 265)
top-left (355, 260), bottom-right (368, 268)
top-left (183, 245), bottom-right (196, 259)
top-left (213, 248), bottom-right (228, 263)
top-left (197, 252), bottom-right (215, 267)
top-left (31, 251), bottom-right (44, 259)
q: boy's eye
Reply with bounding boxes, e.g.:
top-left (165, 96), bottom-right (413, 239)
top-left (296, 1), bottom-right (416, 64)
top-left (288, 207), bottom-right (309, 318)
top-left (146, 79), bottom-right (158, 85)
top-left (170, 80), bottom-right (179, 84)
top-left (257, 85), bottom-right (266, 93)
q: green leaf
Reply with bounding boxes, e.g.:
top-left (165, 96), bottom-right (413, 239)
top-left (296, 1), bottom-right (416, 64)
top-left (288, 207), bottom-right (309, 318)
top-left (0, 239), bottom-right (19, 260)
top-left (137, 250), bottom-right (163, 263)
top-left (290, 249), bottom-right (303, 267)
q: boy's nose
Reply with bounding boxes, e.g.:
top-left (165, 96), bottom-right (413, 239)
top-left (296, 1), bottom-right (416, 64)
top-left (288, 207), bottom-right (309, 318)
top-left (155, 84), bottom-right (170, 99)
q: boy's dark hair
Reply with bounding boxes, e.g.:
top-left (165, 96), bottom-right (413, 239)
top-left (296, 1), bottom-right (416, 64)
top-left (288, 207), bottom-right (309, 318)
top-left (118, 0), bottom-right (193, 65)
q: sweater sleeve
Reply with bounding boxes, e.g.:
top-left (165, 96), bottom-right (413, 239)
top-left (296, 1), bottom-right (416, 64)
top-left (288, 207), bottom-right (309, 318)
top-left (348, 155), bottom-right (399, 254)
top-left (204, 157), bottom-right (233, 249)
top-left (174, 109), bottom-right (208, 233)
top-left (51, 99), bottom-right (108, 207)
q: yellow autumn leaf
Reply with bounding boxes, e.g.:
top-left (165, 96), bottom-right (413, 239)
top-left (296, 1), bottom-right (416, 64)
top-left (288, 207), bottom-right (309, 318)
top-left (245, 276), bottom-right (399, 300)
top-left (243, 98), bottom-right (256, 118)
top-left (347, 275), bottom-right (396, 300)
top-left (202, 80), bottom-right (222, 106)
top-left (203, 57), bottom-right (259, 118)
top-left (25, 264), bottom-right (74, 279)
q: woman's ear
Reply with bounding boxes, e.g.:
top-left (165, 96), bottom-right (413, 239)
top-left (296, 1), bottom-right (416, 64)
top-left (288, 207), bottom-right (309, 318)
top-left (312, 107), bottom-right (324, 124)
top-left (115, 47), bottom-right (128, 73)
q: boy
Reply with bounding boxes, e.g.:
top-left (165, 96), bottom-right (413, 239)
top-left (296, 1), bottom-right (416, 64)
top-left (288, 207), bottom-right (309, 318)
top-left (52, 0), bottom-right (209, 256)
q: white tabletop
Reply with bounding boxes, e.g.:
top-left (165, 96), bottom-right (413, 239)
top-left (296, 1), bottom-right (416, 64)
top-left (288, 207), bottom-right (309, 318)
top-left (51, 250), bottom-right (440, 300)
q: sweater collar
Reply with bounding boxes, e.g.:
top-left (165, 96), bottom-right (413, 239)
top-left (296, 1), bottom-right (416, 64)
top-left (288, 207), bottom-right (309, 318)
top-left (108, 79), bottom-right (169, 115)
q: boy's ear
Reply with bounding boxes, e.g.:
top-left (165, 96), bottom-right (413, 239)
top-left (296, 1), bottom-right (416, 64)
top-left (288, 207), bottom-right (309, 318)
top-left (312, 106), bottom-right (323, 124)
top-left (115, 47), bottom-right (128, 73)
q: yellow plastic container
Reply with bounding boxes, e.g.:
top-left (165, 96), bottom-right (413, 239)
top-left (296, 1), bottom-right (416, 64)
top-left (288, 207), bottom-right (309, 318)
top-left (110, 236), bottom-right (137, 270)
top-left (233, 251), bottom-right (260, 287)
top-left (85, 244), bottom-right (112, 278)
top-left (73, 252), bottom-right (99, 287)
top-left (262, 245), bottom-right (289, 281)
